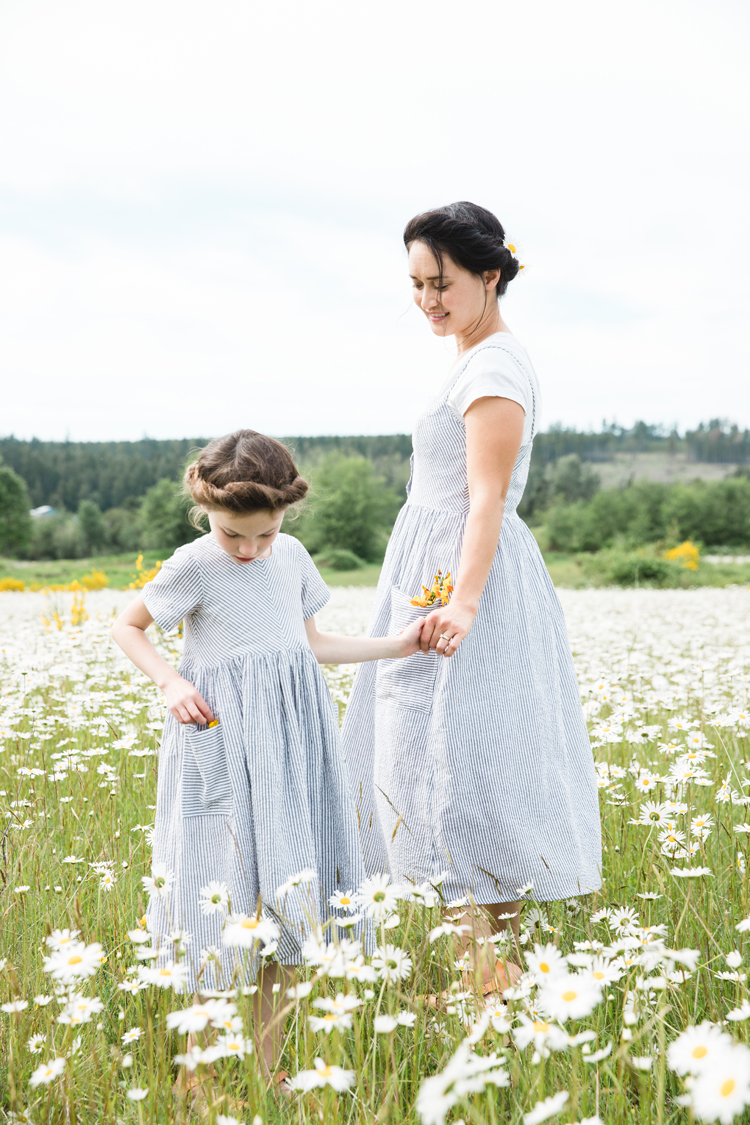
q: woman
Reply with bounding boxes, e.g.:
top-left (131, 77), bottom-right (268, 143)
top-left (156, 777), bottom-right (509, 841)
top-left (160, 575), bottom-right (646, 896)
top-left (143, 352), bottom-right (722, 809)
top-left (341, 202), bottom-right (602, 994)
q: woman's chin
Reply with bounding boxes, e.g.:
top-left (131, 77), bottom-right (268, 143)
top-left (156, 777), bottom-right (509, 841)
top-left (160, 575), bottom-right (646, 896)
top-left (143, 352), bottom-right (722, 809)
top-left (428, 317), bottom-right (452, 335)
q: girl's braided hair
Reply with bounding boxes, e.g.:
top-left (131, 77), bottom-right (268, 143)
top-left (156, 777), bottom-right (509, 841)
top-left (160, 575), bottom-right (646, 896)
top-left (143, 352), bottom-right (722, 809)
top-left (184, 430), bottom-right (308, 529)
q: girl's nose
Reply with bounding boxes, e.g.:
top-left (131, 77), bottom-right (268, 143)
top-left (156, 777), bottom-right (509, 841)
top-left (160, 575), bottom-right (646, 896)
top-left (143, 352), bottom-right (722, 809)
top-left (421, 288), bottom-right (437, 311)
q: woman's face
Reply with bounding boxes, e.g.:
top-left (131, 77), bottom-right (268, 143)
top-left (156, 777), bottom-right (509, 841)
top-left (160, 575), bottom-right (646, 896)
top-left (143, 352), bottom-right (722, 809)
top-left (408, 240), bottom-right (499, 339)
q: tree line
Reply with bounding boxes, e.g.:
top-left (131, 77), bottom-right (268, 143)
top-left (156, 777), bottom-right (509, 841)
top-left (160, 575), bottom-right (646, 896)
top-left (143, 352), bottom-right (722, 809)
top-left (1, 421), bottom-right (748, 563)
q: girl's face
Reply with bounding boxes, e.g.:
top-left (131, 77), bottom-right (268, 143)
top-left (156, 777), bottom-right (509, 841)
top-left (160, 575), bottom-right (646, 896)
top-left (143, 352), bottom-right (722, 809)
top-left (408, 240), bottom-right (500, 340)
top-left (205, 507), bottom-right (286, 563)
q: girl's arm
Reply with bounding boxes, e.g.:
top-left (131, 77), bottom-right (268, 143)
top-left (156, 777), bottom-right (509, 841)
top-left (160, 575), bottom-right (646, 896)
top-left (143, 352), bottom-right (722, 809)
top-left (305, 615), bottom-right (425, 664)
top-left (419, 396), bottom-right (525, 657)
top-left (111, 597), bottom-right (214, 724)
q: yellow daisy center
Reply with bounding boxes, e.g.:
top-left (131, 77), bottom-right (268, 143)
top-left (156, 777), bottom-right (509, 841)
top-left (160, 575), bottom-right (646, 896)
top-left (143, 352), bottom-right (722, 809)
top-left (320, 1065), bottom-right (333, 1076)
top-left (539, 962), bottom-right (550, 973)
top-left (562, 990), bottom-right (577, 1002)
top-left (692, 1045), bottom-right (708, 1058)
top-left (533, 1021), bottom-right (549, 1032)
top-left (241, 918), bottom-right (259, 929)
top-left (340, 897), bottom-right (351, 905)
top-left (67, 955), bottom-right (82, 965)
top-left (593, 971), bottom-right (605, 980)
top-left (324, 1013), bottom-right (338, 1021)
top-left (159, 968), bottom-right (171, 976)
top-left (721, 1079), bottom-right (736, 1097)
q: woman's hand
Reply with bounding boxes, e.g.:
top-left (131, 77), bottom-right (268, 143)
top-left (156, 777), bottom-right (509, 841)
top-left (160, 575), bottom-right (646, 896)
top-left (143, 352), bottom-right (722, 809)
top-left (393, 617), bottom-right (426, 659)
top-left (162, 674), bottom-right (215, 725)
top-left (419, 599), bottom-right (477, 658)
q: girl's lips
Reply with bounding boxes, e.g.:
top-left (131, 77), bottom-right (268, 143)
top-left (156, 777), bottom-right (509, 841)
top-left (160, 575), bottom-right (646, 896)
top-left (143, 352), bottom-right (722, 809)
top-left (429, 313), bottom-right (448, 321)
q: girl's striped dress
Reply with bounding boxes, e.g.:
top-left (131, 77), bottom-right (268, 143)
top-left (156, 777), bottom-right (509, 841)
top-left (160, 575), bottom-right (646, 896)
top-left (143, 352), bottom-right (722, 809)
top-left (341, 333), bottom-right (602, 905)
top-left (140, 533), bottom-right (365, 985)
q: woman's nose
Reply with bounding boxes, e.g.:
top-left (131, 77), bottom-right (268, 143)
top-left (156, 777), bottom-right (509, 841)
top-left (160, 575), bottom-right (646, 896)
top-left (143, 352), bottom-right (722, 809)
top-left (421, 288), bottom-right (437, 310)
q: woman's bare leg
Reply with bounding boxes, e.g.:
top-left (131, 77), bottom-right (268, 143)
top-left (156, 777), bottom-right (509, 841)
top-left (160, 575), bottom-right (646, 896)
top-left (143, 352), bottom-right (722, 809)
top-left (253, 962), bottom-right (296, 1079)
top-left (451, 900), bottom-right (523, 991)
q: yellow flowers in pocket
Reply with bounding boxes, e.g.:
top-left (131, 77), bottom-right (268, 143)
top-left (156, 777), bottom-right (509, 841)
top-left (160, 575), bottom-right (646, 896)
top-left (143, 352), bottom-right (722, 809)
top-left (410, 570), bottom-right (454, 608)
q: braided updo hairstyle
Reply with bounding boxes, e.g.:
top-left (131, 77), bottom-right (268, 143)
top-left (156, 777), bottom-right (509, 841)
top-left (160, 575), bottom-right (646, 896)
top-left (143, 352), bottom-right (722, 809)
top-left (403, 201), bottom-right (520, 297)
top-left (184, 430), bottom-right (308, 529)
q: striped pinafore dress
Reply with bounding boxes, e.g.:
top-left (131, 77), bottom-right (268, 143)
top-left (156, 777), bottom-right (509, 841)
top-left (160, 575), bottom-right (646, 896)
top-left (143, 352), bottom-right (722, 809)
top-left (341, 336), bottom-right (602, 905)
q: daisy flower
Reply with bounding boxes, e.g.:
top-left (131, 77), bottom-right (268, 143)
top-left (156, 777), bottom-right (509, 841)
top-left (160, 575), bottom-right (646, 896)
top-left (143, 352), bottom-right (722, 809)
top-left (537, 973), bottom-right (603, 1022)
top-left (222, 914), bottom-right (279, 949)
top-left (513, 1015), bottom-right (569, 1053)
top-left (328, 889), bottom-right (358, 913)
top-left (137, 961), bottom-right (188, 991)
top-left (288, 1057), bottom-right (356, 1092)
top-left (523, 1090), bottom-right (569, 1125)
top-left (122, 1027), bottom-right (142, 1044)
top-left (690, 1043), bottom-right (750, 1124)
top-left (525, 943), bottom-right (567, 983)
top-left (355, 874), bottom-right (401, 920)
top-left (28, 1058), bottom-right (66, 1088)
top-left (198, 881), bottom-right (229, 916)
top-left (667, 1022), bottom-right (732, 1075)
top-left (27, 1034), bottom-right (45, 1053)
top-left (45, 928), bottom-right (80, 951)
top-left (372, 944), bottom-right (412, 982)
top-left (309, 993), bottom-right (361, 1034)
top-left (43, 941), bottom-right (104, 984)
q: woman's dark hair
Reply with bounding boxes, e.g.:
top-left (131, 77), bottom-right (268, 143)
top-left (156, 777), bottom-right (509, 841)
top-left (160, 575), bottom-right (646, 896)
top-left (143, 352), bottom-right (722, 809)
top-left (403, 201), bottom-right (520, 297)
top-left (184, 429), bottom-right (308, 527)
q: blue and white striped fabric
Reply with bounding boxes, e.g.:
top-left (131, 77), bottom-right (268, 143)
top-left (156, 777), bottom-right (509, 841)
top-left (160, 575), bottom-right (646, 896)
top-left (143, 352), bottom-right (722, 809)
top-left (341, 333), bottom-right (602, 905)
top-left (140, 533), bottom-right (366, 986)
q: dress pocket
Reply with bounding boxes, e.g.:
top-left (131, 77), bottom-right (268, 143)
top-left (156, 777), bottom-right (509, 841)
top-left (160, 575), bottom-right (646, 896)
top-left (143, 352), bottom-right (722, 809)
top-left (182, 723), bottom-right (234, 819)
top-left (375, 587), bottom-right (440, 713)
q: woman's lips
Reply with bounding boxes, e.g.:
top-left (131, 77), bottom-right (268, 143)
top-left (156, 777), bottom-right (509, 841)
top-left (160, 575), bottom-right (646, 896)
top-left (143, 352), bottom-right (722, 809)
top-left (429, 313), bottom-right (448, 321)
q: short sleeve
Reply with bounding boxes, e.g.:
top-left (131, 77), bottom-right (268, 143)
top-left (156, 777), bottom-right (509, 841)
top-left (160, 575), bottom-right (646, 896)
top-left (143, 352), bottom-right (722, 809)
top-left (449, 344), bottom-right (534, 438)
top-left (296, 541), bottom-right (331, 619)
top-left (141, 546), bottom-right (203, 631)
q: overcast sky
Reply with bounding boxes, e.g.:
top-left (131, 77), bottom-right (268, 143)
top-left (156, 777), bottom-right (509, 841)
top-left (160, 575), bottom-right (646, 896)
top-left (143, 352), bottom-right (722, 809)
top-left (1, 0), bottom-right (748, 442)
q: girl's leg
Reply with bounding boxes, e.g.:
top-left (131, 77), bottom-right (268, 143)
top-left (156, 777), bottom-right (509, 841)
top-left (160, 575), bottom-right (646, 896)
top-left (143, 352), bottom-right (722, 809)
top-left (253, 962), bottom-right (296, 1078)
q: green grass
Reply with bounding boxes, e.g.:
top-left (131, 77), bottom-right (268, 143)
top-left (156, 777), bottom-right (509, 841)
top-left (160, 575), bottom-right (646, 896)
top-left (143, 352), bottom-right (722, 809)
top-left (3, 548), bottom-right (750, 594)
top-left (2, 593), bottom-right (750, 1122)
top-left (0, 554), bottom-right (384, 590)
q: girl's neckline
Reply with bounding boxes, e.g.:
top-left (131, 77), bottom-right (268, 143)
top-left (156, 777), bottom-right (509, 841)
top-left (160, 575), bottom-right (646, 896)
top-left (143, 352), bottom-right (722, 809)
top-left (450, 330), bottom-right (523, 369)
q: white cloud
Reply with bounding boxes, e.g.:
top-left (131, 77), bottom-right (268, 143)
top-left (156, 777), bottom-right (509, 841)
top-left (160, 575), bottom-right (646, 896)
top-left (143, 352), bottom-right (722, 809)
top-left (0, 0), bottom-right (748, 439)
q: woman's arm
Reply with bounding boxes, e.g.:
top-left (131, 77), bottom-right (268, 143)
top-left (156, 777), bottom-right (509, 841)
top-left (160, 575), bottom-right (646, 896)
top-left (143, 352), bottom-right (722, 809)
top-left (111, 597), bottom-right (214, 724)
top-left (305, 615), bottom-right (425, 664)
top-left (419, 396), bottom-right (525, 656)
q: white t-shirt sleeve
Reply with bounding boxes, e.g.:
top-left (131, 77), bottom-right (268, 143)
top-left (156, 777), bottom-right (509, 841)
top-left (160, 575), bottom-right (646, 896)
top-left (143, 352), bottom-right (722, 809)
top-left (448, 344), bottom-right (535, 441)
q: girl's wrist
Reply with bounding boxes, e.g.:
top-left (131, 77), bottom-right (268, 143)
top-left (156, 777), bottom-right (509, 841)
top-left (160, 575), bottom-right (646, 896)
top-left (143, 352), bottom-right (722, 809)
top-left (157, 668), bottom-right (181, 691)
top-left (450, 593), bottom-right (479, 616)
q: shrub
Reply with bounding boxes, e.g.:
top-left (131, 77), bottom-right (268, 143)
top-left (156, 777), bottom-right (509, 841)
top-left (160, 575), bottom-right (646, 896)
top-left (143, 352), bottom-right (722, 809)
top-left (81, 570), bottom-right (109, 590)
top-left (313, 548), bottom-right (366, 571)
top-left (293, 455), bottom-right (401, 563)
top-left (139, 479), bottom-right (200, 551)
top-left (0, 577), bottom-right (25, 591)
top-left (579, 548), bottom-right (689, 588)
top-left (0, 463), bottom-right (33, 557)
top-left (77, 499), bottom-right (107, 554)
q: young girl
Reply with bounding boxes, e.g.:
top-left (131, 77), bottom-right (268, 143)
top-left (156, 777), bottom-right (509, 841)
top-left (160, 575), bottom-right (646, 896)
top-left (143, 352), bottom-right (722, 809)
top-left (111, 429), bottom-right (423, 1079)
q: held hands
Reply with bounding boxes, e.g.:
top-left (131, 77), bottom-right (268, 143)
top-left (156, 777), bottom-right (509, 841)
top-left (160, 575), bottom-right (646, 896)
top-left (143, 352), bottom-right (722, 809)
top-left (394, 616), bottom-right (427, 658)
top-left (419, 598), bottom-right (477, 658)
top-left (162, 674), bottom-right (215, 725)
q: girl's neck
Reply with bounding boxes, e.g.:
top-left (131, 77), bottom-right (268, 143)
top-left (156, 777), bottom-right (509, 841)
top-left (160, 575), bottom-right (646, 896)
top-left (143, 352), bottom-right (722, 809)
top-left (455, 305), bottom-right (510, 354)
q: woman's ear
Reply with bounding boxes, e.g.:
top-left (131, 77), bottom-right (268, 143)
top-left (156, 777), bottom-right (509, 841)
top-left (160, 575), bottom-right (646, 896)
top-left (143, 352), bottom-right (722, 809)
top-left (484, 269), bottom-right (501, 293)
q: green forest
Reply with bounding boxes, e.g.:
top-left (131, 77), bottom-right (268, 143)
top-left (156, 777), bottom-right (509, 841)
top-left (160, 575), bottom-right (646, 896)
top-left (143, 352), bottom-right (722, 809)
top-left (0, 420), bottom-right (749, 588)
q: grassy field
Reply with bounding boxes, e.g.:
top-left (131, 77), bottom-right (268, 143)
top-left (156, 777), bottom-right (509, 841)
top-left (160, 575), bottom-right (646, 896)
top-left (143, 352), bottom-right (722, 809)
top-left (3, 550), bottom-right (750, 594)
top-left (2, 587), bottom-right (750, 1122)
top-left (0, 553), bottom-right (384, 591)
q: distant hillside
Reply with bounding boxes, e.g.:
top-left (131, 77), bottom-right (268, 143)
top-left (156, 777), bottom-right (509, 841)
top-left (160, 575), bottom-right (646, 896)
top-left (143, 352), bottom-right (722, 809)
top-left (1, 420), bottom-right (747, 512)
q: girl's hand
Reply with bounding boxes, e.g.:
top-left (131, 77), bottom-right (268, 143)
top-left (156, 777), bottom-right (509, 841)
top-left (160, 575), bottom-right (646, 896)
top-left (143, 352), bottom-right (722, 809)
top-left (394, 617), bottom-right (426, 658)
top-left (162, 675), bottom-right (215, 725)
top-left (420, 599), bottom-right (477, 658)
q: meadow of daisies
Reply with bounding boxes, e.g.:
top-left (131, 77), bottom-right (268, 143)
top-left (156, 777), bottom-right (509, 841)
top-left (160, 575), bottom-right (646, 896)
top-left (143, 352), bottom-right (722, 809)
top-left (2, 584), bottom-right (750, 1125)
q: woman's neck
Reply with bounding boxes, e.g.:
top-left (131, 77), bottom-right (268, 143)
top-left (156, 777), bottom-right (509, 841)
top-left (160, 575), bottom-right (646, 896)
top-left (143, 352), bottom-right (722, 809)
top-left (455, 306), bottom-right (510, 354)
